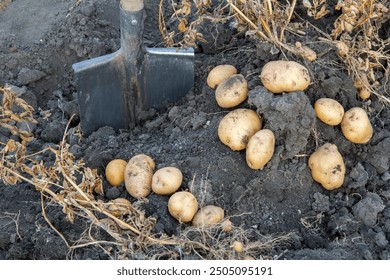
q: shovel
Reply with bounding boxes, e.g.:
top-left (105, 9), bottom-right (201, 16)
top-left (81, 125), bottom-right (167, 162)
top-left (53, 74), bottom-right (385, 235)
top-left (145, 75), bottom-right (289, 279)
top-left (72, 0), bottom-right (194, 136)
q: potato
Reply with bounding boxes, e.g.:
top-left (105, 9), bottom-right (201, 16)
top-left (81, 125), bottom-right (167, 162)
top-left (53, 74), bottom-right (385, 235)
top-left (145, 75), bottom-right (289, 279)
top-left (105, 159), bottom-right (127, 186)
top-left (314, 98), bottom-right (345, 126)
top-left (124, 154), bottom-right (155, 199)
top-left (215, 74), bottom-right (248, 108)
top-left (308, 143), bottom-right (346, 190)
top-left (221, 219), bottom-right (233, 232)
top-left (341, 107), bottom-right (373, 144)
top-left (246, 129), bottom-right (275, 170)
top-left (152, 167), bottom-right (183, 195)
top-left (218, 109), bottom-right (262, 151)
top-left (168, 191), bottom-right (198, 223)
top-left (207, 64), bottom-right (237, 89)
top-left (260, 60), bottom-right (310, 93)
top-left (108, 198), bottom-right (132, 218)
top-left (232, 241), bottom-right (244, 253)
top-left (192, 205), bottom-right (224, 227)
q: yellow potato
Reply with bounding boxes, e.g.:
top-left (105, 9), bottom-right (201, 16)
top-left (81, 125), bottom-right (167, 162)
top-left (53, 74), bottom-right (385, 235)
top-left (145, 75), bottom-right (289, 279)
top-left (314, 98), bottom-right (345, 126)
top-left (232, 241), bottom-right (244, 253)
top-left (358, 88), bottom-right (371, 100)
top-left (221, 219), bottom-right (233, 232)
top-left (105, 159), bottom-right (127, 186)
top-left (218, 109), bottom-right (262, 151)
top-left (308, 143), bottom-right (346, 190)
top-left (107, 198), bottom-right (132, 218)
top-left (168, 191), bottom-right (198, 223)
top-left (341, 107), bottom-right (373, 144)
top-left (152, 167), bottom-right (183, 195)
top-left (192, 205), bottom-right (224, 227)
top-left (246, 129), bottom-right (275, 170)
top-left (124, 154), bottom-right (155, 199)
top-left (207, 64), bottom-right (237, 89)
top-left (215, 74), bottom-right (248, 108)
top-left (260, 60), bottom-right (311, 93)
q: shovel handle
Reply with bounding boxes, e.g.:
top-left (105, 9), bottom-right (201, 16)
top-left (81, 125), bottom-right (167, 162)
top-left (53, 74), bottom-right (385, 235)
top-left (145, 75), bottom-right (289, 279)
top-left (121, 0), bottom-right (143, 11)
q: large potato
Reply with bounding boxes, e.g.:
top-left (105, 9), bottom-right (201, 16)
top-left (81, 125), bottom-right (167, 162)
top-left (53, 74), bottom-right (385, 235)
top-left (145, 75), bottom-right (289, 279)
top-left (246, 129), bottom-right (275, 170)
top-left (152, 167), bottom-right (183, 195)
top-left (192, 205), bottom-right (224, 227)
top-left (215, 74), bottom-right (248, 108)
top-left (308, 143), bottom-right (346, 190)
top-left (314, 98), bottom-right (344, 126)
top-left (260, 60), bottom-right (311, 93)
top-left (168, 191), bottom-right (198, 223)
top-left (207, 64), bottom-right (237, 89)
top-left (124, 154), bottom-right (155, 199)
top-left (341, 107), bottom-right (373, 144)
top-left (218, 109), bottom-right (262, 151)
top-left (105, 159), bottom-right (127, 186)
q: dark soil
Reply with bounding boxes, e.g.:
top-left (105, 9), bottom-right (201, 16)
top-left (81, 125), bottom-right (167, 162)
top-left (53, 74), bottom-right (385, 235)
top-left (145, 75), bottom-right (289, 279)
top-left (1, 0), bottom-right (390, 260)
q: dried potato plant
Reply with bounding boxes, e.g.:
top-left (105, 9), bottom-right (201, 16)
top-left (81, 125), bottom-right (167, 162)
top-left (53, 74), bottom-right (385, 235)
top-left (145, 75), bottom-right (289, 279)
top-left (0, 86), bottom-right (291, 259)
top-left (0, 0), bottom-right (12, 11)
top-left (226, 0), bottom-right (317, 61)
top-left (0, 86), bottom-right (171, 257)
top-left (159, 0), bottom-right (228, 48)
top-left (303, 1), bottom-right (390, 102)
top-left (331, 0), bottom-right (390, 101)
top-left (302, 0), bottom-right (330, 19)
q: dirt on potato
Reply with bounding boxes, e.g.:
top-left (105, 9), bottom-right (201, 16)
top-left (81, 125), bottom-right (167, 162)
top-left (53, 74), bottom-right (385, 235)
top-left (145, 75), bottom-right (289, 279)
top-left (1, 0), bottom-right (390, 260)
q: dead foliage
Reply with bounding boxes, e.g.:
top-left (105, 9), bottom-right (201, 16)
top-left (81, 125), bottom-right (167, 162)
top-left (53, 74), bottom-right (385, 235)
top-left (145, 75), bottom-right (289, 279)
top-left (0, 0), bottom-right (12, 11)
top-left (158, 0), bottom-right (223, 48)
top-left (329, 0), bottom-right (390, 102)
top-left (0, 86), bottom-right (292, 259)
top-left (160, 1), bottom-right (389, 102)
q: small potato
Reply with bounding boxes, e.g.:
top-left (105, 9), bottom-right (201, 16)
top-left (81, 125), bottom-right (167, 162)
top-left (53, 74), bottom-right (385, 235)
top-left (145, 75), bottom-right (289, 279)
top-left (108, 198), bottom-right (132, 218)
top-left (168, 191), bottom-right (198, 223)
top-left (192, 205), bottom-right (224, 227)
top-left (152, 167), bottom-right (183, 195)
top-left (221, 219), bottom-right (233, 232)
top-left (207, 64), bottom-right (237, 89)
top-left (260, 60), bottom-right (310, 93)
top-left (246, 129), bottom-right (275, 170)
top-left (341, 107), bottom-right (373, 144)
top-left (218, 109), bottom-right (262, 151)
top-left (314, 98), bottom-right (345, 126)
top-left (105, 159), bottom-right (127, 186)
top-left (232, 241), bottom-right (244, 253)
top-left (124, 154), bottom-right (155, 199)
top-left (308, 143), bottom-right (346, 190)
top-left (215, 74), bottom-right (248, 108)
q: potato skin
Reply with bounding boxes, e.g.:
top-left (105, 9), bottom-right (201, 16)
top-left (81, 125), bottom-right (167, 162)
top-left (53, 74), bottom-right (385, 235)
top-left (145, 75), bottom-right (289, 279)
top-left (168, 191), bottom-right (198, 222)
top-left (192, 205), bottom-right (224, 227)
top-left (246, 129), bottom-right (275, 170)
top-left (341, 107), bottom-right (373, 144)
top-left (308, 143), bottom-right (346, 190)
top-left (260, 60), bottom-right (310, 93)
top-left (152, 167), bottom-right (183, 195)
top-left (105, 159), bottom-right (127, 186)
top-left (207, 64), bottom-right (237, 89)
top-left (314, 98), bottom-right (344, 126)
top-left (124, 154), bottom-right (155, 199)
top-left (218, 109), bottom-right (262, 151)
top-left (215, 74), bottom-right (248, 108)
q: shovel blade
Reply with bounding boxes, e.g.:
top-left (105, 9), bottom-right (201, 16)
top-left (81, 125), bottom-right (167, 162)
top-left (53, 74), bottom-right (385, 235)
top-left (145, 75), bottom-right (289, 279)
top-left (140, 47), bottom-right (194, 109)
top-left (72, 52), bottom-right (128, 136)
